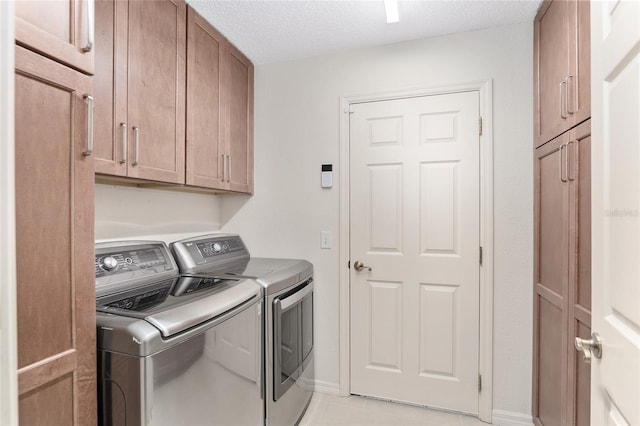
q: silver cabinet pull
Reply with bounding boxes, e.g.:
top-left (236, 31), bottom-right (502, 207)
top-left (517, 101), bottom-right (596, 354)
top-left (228, 155), bottom-right (232, 183)
top-left (559, 143), bottom-right (567, 183)
top-left (132, 127), bottom-right (140, 166)
top-left (567, 140), bottom-right (575, 181)
top-left (83, 94), bottom-right (93, 156)
top-left (575, 333), bottom-right (602, 363)
top-left (559, 80), bottom-right (568, 119)
top-left (119, 123), bottom-right (127, 164)
top-left (353, 261), bottom-right (372, 272)
top-left (82, 0), bottom-right (94, 52)
top-left (566, 75), bottom-right (575, 114)
top-left (221, 154), bottom-right (226, 181)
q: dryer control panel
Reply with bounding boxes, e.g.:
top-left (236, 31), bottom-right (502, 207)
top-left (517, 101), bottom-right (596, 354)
top-left (171, 234), bottom-right (250, 274)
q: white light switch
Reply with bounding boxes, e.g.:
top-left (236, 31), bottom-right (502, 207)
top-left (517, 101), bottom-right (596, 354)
top-left (321, 231), bottom-right (332, 249)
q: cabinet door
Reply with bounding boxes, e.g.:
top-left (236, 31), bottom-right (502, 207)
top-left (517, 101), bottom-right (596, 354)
top-left (15, 0), bottom-right (94, 74)
top-left (94, 0), bottom-right (128, 176)
top-left (568, 0), bottom-right (590, 127)
top-left (567, 120), bottom-right (591, 426)
top-left (534, 0), bottom-right (571, 147)
top-left (127, 0), bottom-right (186, 184)
top-left (14, 46), bottom-right (96, 425)
top-left (533, 134), bottom-right (570, 426)
top-left (223, 43), bottom-right (254, 194)
top-left (186, 6), bottom-right (226, 189)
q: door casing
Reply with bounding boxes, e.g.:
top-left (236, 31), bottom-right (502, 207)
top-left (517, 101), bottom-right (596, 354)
top-left (0, 1), bottom-right (19, 424)
top-left (338, 80), bottom-right (494, 422)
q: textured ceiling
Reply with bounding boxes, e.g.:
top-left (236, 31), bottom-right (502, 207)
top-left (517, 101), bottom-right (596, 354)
top-left (187, 0), bottom-right (542, 65)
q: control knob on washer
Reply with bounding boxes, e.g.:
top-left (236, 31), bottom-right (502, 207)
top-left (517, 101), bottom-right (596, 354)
top-left (212, 243), bottom-right (222, 253)
top-left (101, 256), bottom-right (119, 271)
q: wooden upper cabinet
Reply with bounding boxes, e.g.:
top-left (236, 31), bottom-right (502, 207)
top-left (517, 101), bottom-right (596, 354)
top-left (14, 45), bottom-right (96, 426)
top-left (94, 0), bottom-right (186, 184)
top-left (223, 43), bottom-right (254, 194)
top-left (186, 7), bottom-right (225, 189)
top-left (15, 0), bottom-right (95, 74)
top-left (94, 0), bottom-right (127, 176)
top-left (186, 6), bottom-right (254, 193)
top-left (534, 0), bottom-right (590, 147)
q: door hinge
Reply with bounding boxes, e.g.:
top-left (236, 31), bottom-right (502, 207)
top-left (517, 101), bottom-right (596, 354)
top-left (479, 117), bottom-right (483, 136)
top-left (478, 374), bottom-right (482, 392)
top-left (345, 106), bottom-right (355, 114)
top-left (479, 246), bottom-right (483, 266)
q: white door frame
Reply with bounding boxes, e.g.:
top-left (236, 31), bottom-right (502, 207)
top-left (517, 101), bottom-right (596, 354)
top-left (0, 1), bottom-right (19, 424)
top-left (338, 80), bottom-right (494, 422)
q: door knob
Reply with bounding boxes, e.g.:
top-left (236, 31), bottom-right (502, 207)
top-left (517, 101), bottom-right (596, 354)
top-left (353, 261), bottom-right (372, 272)
top-left (575, 332), bottom-right (602, 363)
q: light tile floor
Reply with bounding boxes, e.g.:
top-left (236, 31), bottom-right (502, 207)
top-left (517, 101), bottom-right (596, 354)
top-left (299, 393), bottom-right (487, 426)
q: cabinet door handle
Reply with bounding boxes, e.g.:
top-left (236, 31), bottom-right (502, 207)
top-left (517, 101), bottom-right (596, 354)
top-left (559, 143), bottom-right (568, 183)
top-left (567, 140), bottom-right (575, 181)
top-left (132, 127), bottom-right (140, 166)
top-left (82, 0), bottom-right (94, 52)
top-left (228, 155), bottom-right (232, 183)
top-left (566, 75), bottom-right (575, 115)
top-left (221, 154), bottom-right (226, 181)
top-left (119, 123), bottom-right (127, 164)
top-left (83, 94), bottom-right (93, 156)
top-left (559, 80), bottom-right (568, 119)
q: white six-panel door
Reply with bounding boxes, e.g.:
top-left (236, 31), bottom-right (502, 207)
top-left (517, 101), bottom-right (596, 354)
top-left (349, 91), bottom-right (480, 414)
top-left (591, 1), bottom-right (640, 424)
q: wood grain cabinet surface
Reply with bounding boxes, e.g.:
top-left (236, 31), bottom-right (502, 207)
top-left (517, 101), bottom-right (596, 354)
top-left (94, 0), bottom-right (186, 184)
top-left (533, 121), bottom-right (591, 426)
top-left (14, 45), bottom-right (96, 426)
top-left (186, 6), bottom-right (255, 194)
top-left (15, 0), bottom-right (95, 74)
top-left (534, 0), bottom-right (590, 148)
top-left (95, 1), bottom-right (254, 193)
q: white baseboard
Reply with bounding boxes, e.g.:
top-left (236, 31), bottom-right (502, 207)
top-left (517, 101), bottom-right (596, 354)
top-left (312, 379), bottom-right (341, 395)
top-left (492, 410), bottom-right (534, 426)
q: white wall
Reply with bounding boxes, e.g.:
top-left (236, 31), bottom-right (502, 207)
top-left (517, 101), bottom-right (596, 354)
top-left (95, 183), bottom-right (222, 242)
top-left (220, 23), bottom-right (534, 416)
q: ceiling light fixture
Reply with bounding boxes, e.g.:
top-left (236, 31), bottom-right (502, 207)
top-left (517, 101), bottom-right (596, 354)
top-left (384, 0), bottom-right (399, 24)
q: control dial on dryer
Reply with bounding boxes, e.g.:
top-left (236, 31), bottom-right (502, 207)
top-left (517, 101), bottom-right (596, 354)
top-left (101, 256), bottom-right (119, 271)
top-left (212, 243), bottom-right (222, 254)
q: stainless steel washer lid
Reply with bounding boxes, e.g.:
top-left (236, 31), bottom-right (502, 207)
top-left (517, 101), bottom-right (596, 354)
top-left (143, 278), bottom-right (261, 336)
top-left (98, 278), bottom-right (262, 338)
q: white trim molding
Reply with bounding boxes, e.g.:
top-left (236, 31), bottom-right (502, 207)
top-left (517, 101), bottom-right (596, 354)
top-left (492, 409), bottom-right (534, 426)
top-left (338, 80), bottom-right (495, 423)
top-left (313, 379), bottom-right (341, 396)
top-left (0, 1), bottom-right (19, 424)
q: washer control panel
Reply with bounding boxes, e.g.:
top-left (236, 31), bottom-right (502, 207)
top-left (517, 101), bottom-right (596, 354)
top-left (95, 245), bottom-right (171, 278)
top-left (95, 241), bottom-right (179, 298)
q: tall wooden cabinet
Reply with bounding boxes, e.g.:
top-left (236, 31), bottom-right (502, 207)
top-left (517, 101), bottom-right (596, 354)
top-left (14, 45), bottom-right (96, 425)
top-left (94, 0), bottom-right (187, 184)
top-left (186, 7), bottom-right (254, 193)
top-left (533, 121), bottom-right (591, 426)
top-left (533, 1), bottom-right (591, 425)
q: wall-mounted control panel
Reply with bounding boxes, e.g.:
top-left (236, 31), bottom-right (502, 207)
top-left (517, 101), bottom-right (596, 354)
top-left (321, 164), bottom-right (333, 188)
